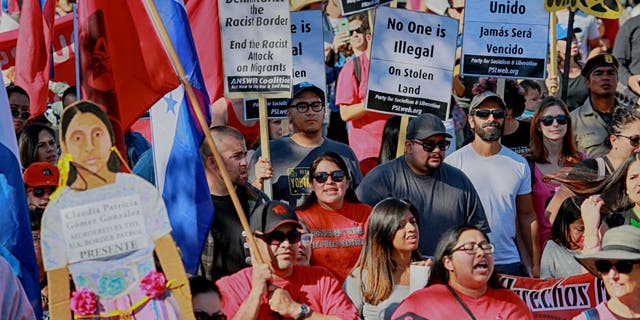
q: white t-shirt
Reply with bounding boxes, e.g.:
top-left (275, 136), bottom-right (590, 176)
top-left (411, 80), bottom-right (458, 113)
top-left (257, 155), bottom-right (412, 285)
top-left (445, 144), bottom-right (531, 265)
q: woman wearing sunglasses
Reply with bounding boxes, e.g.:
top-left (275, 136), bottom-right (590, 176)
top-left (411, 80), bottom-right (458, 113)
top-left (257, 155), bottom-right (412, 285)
top-left (296, 151), bottom-right (372, 282)
top-left (391, 225), bottom-right (533, 319)
top-left (573, 225), bottom-right (640, 319)
top-left (344, 198), bottom-right (429, 320)
top-left (526, 97), bottom-right (582, 249)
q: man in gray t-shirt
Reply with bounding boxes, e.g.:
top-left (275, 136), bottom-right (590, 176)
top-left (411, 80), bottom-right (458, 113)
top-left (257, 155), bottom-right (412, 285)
top-left (249, 82), bottom-right (362, 208)
top-left (355, 113), bottom-right (488, 256)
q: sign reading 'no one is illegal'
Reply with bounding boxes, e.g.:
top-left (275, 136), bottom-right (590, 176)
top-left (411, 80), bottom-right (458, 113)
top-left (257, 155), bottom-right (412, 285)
top-left (219, 0), bottom-right (292, 96)
top-left (461, 0), bottom-right (549, 79)
top-left (366, 7), bottom-right (458, 119)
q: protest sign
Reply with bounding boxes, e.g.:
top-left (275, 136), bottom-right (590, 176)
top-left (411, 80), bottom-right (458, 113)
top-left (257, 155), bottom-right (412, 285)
top-left (461, 0), bottom-right (549, 79)
top-left (244, 10), bottom-right (325, 120)
top-left (338, 0), bottom-right (393, 15)
top-left (366, 7), bottom-right (457, 119)
top-left (500, 273), bottom-right (607, 319)
top-left (218, 1), bottom-right (292, 97)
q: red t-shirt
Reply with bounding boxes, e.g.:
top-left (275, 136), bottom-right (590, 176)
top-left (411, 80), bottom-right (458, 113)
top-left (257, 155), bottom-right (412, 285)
top-left (296, 202), bottom-right (372, 282)
top-left (216, 265), bottom-right (358, 320)
top-left (335, 54), bottom-right (390, 160)
top-left (391, 284), bottom-right (534, 320)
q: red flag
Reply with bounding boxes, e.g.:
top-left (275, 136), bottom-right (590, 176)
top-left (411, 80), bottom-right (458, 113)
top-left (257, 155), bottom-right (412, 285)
top-left (14, 0), bottom-right (55, 117)
top-left (77, 0), bottom-right (178, 135)
top-left (185, 0), bottom-right (224, 102)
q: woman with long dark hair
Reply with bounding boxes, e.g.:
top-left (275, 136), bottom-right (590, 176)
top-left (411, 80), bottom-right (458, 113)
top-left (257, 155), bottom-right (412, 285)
top-left (296, 151), bottom-right (371, 282)
top-left (541, 196), bottom-right (586, 278)
top-left (391, 225), bottom-right (533, 319)
top-left (526, 97), bottom-right (582, 248)
top-left (343, 198), bottom-right (426, 319)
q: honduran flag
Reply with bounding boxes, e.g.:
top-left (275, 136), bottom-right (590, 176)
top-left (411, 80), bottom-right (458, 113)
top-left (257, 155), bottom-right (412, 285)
top-left (0, 77), bottom-right (43, 317)
top-left (148, 0), bottom-right (214, 275)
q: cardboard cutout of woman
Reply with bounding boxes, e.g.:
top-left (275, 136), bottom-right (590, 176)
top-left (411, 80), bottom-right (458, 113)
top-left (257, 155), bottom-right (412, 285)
top-left (41, 101), bottom-right (194, 320)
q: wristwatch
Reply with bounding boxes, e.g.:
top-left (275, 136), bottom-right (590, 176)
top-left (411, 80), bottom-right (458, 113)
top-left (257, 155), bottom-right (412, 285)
top-left (297, 303), bottom-right (311, 319)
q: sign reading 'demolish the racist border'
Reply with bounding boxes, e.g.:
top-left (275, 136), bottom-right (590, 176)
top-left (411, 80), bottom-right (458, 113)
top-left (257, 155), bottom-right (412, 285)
top-left (339, 0), bottom-right (392, 16)
top-left (461, 0), bottom-right (549, 79)
top-left (60, 195), bottom-right (149, 264)
top-left (244, 10), bottom-right (326, 120)
top-left (219, 0), bottom-right (292, 96)
top-left (366, 7), bottom-right (458, 119)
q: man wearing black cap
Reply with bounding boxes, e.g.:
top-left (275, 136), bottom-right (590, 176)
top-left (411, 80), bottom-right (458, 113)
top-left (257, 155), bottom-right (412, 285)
top-left (571, 53), bottom-right (620, 158)
top-left (356, 113), bottom-right (489, 256)
top-left (446, 92), bottom-right (540, 277)
top-left (216, 200), bottom-right (358, 319)
top-left (248, 82), bottom-right (361, 208)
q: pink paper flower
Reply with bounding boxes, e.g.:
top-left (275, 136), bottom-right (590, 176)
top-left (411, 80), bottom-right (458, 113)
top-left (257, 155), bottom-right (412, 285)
top-left (69, 288), bottom-right (97, 316)
top-left (140, 271), bottom-right (167, 299)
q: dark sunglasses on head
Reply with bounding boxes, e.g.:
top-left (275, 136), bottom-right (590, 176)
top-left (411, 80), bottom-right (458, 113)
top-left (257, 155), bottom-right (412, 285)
top-left (539, 115), bottom-right (568, 126)
top-left (256, 230), bottom-right (301, 245)
top-left (617, 134), bottom-right (640, 147)
top-left (290, 101), bottom-right (323, 113)
top-left (312, 170), bottom-right (346, 183)
top-left (595, 260), bottom-right (639, 274)
top-left (11, 109), bottom-right (31, 120)
top-left (470, 109), bottom-right (506, 120)
top-left (412, 139), bottom-right (451, 152)
top-left (28, 186), bottom-right (55, 198)
top-left (194, 311), bottom-right (227, 320)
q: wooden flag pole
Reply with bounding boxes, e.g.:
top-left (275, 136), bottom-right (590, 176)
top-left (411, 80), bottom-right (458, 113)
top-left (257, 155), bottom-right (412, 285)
top-left (258, 96), bottom-right (273, 198)
top-left (396, 116), bottom-right (409, 158)
top-left (548, 14), bottom-right (558, 95)
top-left (142, 0), bottom-right (264, 266)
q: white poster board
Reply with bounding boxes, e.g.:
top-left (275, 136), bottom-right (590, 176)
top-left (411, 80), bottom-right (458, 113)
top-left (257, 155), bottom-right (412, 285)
top-left (218, 1), bottom-right (293, 97)
top-left (60, 195), bottom-right (148, 263)
top-left (366, 7), bottom-right (458, 119)
top-left (244, 10), bottom-right (326, 120)
top-left (461, 0), bottom-right (549, 79)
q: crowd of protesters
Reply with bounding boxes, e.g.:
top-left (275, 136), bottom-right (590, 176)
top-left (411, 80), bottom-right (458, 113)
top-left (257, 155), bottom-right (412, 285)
top-left (3, 0), bottom-right (640, 319)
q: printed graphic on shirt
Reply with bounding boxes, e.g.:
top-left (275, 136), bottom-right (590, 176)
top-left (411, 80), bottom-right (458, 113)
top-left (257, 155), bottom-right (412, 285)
top-left (287, 167), bottom-right (311, 195)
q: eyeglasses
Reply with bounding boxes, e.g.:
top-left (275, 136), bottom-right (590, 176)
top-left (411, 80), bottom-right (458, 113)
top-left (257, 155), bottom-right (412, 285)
top-left (290, 101), bottom-right (324, 113)
top-left (539, 115), bottom-right (569, 126)
top-left (300, 233), bottom-right (313, 246)
top-left (194, 311), bottom-right (227, 320)
top-left (412, 139), bottom-right (451, 152)
top-left (256, 230), bottom-right (301, 245)
top-left (452, 241), bottom-right (495, 255)
top-left (27, 187), bottom-right (56, 198)
top-left (617, 134), bottom-right (640, 147)
top-left (594, 260), bottom-right (639, 275)
top-left (312, 170), bottom-right (346, 183)
top-left (470, 109), bottom-right (506, 120)
top-left (11, 108), bottom-right (31, 120)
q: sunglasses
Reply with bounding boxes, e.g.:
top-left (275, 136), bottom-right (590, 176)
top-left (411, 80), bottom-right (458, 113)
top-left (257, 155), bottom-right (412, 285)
top-left (617, 134), bottom-right (640, 147)
top-left (290, 101), bottom-right (324, 113)
top-left (539, 115), bottom-right (569, 126)
top-left (27, 186), bottom-right (55, 198)
top-left (11, 109), bottom-right (31, 120)
top-left (350, 26), bottom-right (366, 35)
top-left (594, 260), bottom-right (639, 274)
top-left (194, 311), bottom-right (227, 320)
top-left (470, 109), bottom-right (506, 120)
top-left (312, 170), bottom-right (346, 183)
top-left (256, 230), bottom-right (301, 245)
top-left (412, 139), bottom-right (451, 152)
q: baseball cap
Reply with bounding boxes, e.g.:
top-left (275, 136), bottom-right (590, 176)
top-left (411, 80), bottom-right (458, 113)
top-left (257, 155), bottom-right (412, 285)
top-left (23, 162), bottom-right (59, 187)
top-left (250, 200), bottom-right (302, 234)
top-left (469, 91), bottom-right (507, 111)
top-left (290, 82), bottom-right (325, 105)
top-left (406, 113), bottom-right (451, 140)
top-left (556, 24), bottom-right (582, 40)
top-left (581, 53), bottom-right (618, 78)
top-left (575, 225), bottom-right (640, 276)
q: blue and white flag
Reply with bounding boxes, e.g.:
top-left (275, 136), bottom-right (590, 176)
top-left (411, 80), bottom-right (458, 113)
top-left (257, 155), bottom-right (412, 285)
top-left (0, 77), bottom-right (43, 317)
top-left (149, 0), bottom-right (213, 275)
